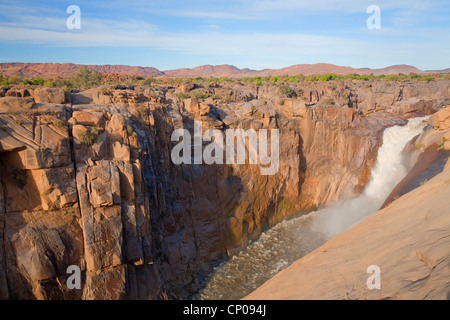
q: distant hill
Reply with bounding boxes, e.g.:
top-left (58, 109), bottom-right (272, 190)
top-left (0, 62), bottom-right (448, 79)
top-left (0, 63), bottom-right (163, 78)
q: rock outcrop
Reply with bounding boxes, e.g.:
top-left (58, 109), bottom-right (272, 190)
top-left (245, 159), bottom-right (450, 300)
top-left (0, 79), bottom-right (449, 299)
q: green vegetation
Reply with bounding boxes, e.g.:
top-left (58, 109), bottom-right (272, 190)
top-left (189, 89), bottom-right (208, 99)
top-left (437, 137), bottom-right (447, 151)
top-left (77, 128), bottom-right (99, 146)
top-left (137, 104), bottom-right (148, 119)
top-left (30, 78), bottom-right (44, 86)
top-left (322, 97), bottom-right (335, 105)
top-left (210, 93), bottom-right (222, 100)
top-left (71, 66), bottom-right (103, 89)
top-left (253, 77), bottom-right (263, 86)
top-left (175, 92), bottom-right (189, 100)
top-left (14, 119), bottom-right (23, 125)
top-left (0, 71), bottom-right (448, 92)
top-left (278, 84), bottom-right (294, 98)
top-left (139, 77), bottom-right (160, 86)
top-left (51, 119), bottom-right (64, 128)
top-left (8, 166), bottom-right (27, 189)
top-left (227, 164), bottom-right (234, 177)
top-left (420, 179), bottom-right (429, 186)
top-left (410, 143), bottom-right (426, 151)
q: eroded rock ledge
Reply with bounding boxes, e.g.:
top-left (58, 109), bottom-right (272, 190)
top-left (0, 80), bottom-right (449, 299)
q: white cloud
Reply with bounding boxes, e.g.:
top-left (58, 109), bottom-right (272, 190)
top-left (0, 0), bottom-right (448, 70)
top-left (160, 0), bottom-right (447, 20)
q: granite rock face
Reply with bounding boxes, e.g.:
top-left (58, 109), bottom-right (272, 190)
top-left (0, 80), bottom-right (448, 299)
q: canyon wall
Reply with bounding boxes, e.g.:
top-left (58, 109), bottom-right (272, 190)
top-left (245, 110), bottom-right (450, 299)
top-left (0, 80), bottom-right (449, 299)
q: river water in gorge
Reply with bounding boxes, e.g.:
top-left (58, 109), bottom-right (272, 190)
top-left (196, 116), bottom-right (429, 300)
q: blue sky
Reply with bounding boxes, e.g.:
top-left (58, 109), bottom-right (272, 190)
top-left (0, 0), bottom-right (449, 71)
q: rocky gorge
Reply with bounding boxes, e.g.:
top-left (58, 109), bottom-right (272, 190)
top-left (0, 79), bottom-right (449, 299)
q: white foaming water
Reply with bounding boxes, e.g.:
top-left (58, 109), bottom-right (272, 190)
top-left (197, 116), bottom-right (429, 300)
top-left (310, 116), bottom-right (429, 238)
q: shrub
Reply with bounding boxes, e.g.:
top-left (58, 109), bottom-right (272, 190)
top-left (322, 97), bottom-right (335, 105)
top-left (176, 92), bottom-right (190, 100)
top-left (71, 66), bottom-right (103, 89)
top-left (253, 77), bottom-right (263, 86)
top-left (43, 79), bottom-right (53, 87)
top-left (126, 124), bottom-right (134, 135)
top-left (77, 128), bottom-right (99, 146)
top-left (192, 77), bottom-right (204, 83)
top-left (137, 105), bottom-right (147, 118)
top-left (31, 78), bottom-right (44, 86)
top-left (8, 167), bottom-right (27, 189)
top-left (279, 84), bottom-right (294, 98)
top-left (385, 75), bottom-right (399, 82)
top-left (420, 75), bottom-right (435, 82)
top-left (409, 143), bottom-right (425, 151)
top-left (437, 137), bottom-right (447, 151)
top-left (52, 119), bottom-right (64, 128)
top-left (8, 76), bottom-right (22, 85)
top-left (189, 90), bottom-right (208, 99)
top-left (52, 77), bottom-right (73, 90)
top-left (270, 76), bottom-right (280, 84)
top-left (142, 77), bottom-right (159, 86)
top-left (211, 93), bottom-right (222, 100)
top-left (317, 73), bottom-right (336, 82)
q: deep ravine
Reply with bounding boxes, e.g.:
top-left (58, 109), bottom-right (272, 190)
top-left (197, 116), bottom-right (429, 300)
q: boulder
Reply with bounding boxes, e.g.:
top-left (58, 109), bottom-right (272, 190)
top-left (0, 97), bottom-right (35, 114)
top-left (177, 82), bottom-right (195, 93)
top-left (112, 141), bottom-right (130, 162)
top-left (33, 87), bottom-right (65, 104)
top-left (5, 87), bottom-right (32, 98)
top-left (90, 86), bottom-right (112, 104)
top-left (109, 113), bottom-right (125, 133)
top-left (430, 106), bottom-right (450, 130)
top-left (183, 98), bottom-right (199, 113)
top-left (72, 110), bottom-right (105, 126)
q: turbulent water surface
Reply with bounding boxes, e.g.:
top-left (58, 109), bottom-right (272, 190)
top-left (197, 116), bottom-right (429, 300)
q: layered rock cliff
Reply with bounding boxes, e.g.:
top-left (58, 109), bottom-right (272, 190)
top-left (0, 79), bottom-right (449, 299)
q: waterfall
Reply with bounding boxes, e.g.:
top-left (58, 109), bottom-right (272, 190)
top-left (197, 116), bottom-right (429, 300)
top-left (310, 116), bottom-right (429, 238)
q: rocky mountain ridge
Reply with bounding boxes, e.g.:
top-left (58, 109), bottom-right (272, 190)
top-left (1, 62), bottom-right (448, 79)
